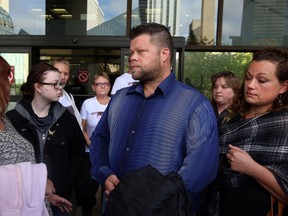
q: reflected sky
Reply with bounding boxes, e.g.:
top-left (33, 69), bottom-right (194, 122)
top-left (179, 0), bottom-right (202, 36)
top-left (10, 0), bottom-right (45, 34)
top-left (99, 0), bottom-right (127, 21)
top-left (6, 0), bottom-right (243, 44)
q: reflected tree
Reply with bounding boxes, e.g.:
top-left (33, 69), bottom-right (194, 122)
top-left (184, 52), bottom-right (252, 99)
top-left (186, 30), bottom-right (214, 45)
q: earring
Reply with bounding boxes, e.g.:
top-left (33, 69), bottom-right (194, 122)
top-left (278, 94), bottom-right (283, 106)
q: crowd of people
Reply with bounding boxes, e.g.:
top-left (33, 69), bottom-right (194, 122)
top-left (0, 22), bottom-right (288, 216)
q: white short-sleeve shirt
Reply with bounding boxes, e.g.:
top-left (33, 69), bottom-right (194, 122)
top-left (111, 73), bottom-right (139, 95)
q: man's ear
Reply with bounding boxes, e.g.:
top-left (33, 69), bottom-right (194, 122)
top-left (160, 48), bottom-right (170, 63)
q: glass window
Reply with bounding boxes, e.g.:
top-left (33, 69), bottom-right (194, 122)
top-left (4, 0), bottom-right (45, 35)
top-left (221, 0), bottom-right (243, 45)
top-left (223, 0), bottom-right (288, 46)
top-left (132, 0), bottom-right (217, 45)
top-left (0, 0), bottom-right (127, 36)
top-left (0, 53), bottom-right (29, 95)
top-left (87, 0), bottom-right (127, 36)
top-left (40, 48), bottom-right (121, 95)
top-left (184, 51), bottom-right (252, 99)
top-left (183, 0), bottom-right (217, 45)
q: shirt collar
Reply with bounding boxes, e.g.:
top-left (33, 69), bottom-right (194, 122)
top-left (127, 71), bottom-right (176, 97)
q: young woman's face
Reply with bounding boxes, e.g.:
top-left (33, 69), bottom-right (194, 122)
top-left (37, 71), bottom-right (63, 102)
top-left (244, 60), bottom-right (287, 111)
top-left (212, 77), bottom-right (235, 108)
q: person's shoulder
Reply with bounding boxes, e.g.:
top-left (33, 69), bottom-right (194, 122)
top-left (120, 72), bottom-right (131, 77)
top-left (83, 96), bottom-right (96, 104)
top-left (5, 109), bottom-right (18, 119)
top-left (114, 73), bottom-right (128, 82)
top-left (173, 81), bottom-right (214, 112)
top-left (52, 102), bottom-right (70, 117)
top-left (5, 109), bottom-right (26, 127)
top-left (117, 72), bottom-right (133, 81)
top-left (176, 80), bottom-right (206, 97)
top-left (270, 109), bottom-right (288, 118)
top-left (60, 108), bottom-right (78, 123)
top-left (5, 109), bottom-right (16, 115)
top-left (122, 72), bottom-right (132, 77)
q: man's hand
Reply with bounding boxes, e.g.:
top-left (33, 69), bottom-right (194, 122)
top-left (104, 174), bottom-right (120, 201)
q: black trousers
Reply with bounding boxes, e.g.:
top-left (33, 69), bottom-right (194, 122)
top-left (74, 153), bottom-right (99, 208)
top-left (219, 183), bottom-right (270, 216)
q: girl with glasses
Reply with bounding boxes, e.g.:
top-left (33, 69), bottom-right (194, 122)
top-left (6, 62), bottom-right (86, 216)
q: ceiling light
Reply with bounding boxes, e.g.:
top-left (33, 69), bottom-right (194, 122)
top-left (50, 8), bottom-right (68, 14)
top-left (59, 14), bottom-right (72, 19)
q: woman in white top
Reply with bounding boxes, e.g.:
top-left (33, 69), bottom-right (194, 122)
top-left (79, 72), bottom-right (110, 216)
top-left (81, 72), bottom-right (111, 148)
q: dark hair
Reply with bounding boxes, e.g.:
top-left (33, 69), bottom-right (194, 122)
top-left (21, 62), bottom-right (59, 98)
top-left (0, 56), bottom-right (11, 117)
top-left (129, 23), bottom-right (173, 63)
top-left (211, 70), bottom-right (240, 92)
top-left (228, 48), bottom-right (288, 120)
top-left (210, 70), bottom-right (240, 110)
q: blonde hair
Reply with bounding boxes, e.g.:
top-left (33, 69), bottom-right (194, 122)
top-left (52, 57), bottom-right (70, 68)
top-left (92, 71), bottom-right (110, 84)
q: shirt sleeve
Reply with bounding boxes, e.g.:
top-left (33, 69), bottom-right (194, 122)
top-left (89, 107), bottom-right (114, 185)
top-left (111, 77), bottom-right (122, 95)
top-left (178, 101), bottom-right (219, 199)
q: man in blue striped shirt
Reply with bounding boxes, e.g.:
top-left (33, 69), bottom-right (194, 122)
top-left (90, 23), bottom-right (219, 214)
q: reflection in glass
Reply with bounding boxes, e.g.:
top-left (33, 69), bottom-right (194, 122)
top-left (9, 0), bottom-right (45, 35)
top-left (1, 0), bottom-right (288, 45)
top-left (184, 0), bottom-right (216, 45)
top-left (87, 0), bottom-right (127, 35)
top-left (0, 0), bottom-right (218, 39)
top-left (223, 0), bottom-right (288, 46)
top-left (0, 53), bottom-right (29, 95)
top-left (132, 0), bottom-right (180, 36)
top-left (184, 52), bottom-right (252, 98)
top-left (0, 0), bottom-right (128, 36)
top-left (222, 0), bottom-right (243, 45)
top-left (241, 0), bottom-right (288, 46)
top-left (0, 6), bottom-right (14, 34)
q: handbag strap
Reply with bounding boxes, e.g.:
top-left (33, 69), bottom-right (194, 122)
top-left (267, 195), bottom-right (285, 216)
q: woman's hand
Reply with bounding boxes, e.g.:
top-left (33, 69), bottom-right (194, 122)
top-left (226, 144), bottom-right (256, 175)
top-left (45, 178), bottom-right (55, 199)
top-left (48, 193), bottom-right (73, 213)
top-left (226, 145), bottom-right (288, 204)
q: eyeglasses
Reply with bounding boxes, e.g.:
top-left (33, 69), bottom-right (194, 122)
top-left (94, 82), bottom-right (110, 87)
top-left (38, 82), bottom-right (64, 89)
